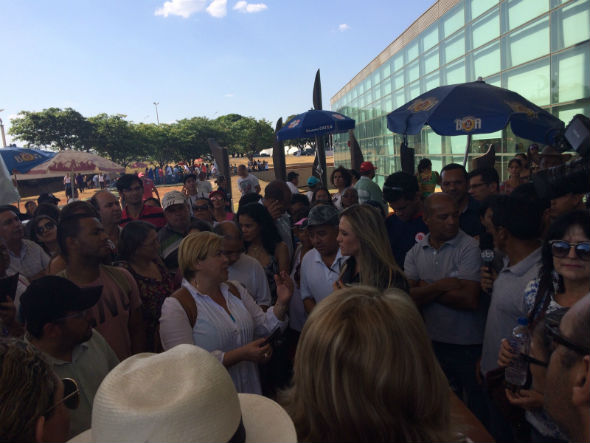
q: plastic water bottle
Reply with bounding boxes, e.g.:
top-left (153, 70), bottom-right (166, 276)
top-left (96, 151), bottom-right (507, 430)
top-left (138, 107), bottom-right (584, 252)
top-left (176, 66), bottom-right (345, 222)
top-left (505, 317), bottom-right (530, 391)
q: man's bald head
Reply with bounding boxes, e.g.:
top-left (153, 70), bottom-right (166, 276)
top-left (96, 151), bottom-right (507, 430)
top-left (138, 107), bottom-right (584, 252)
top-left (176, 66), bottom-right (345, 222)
top-left (214, 221), bottom-right (242, 240)
top-left (214, 221), bottom-right (244, 266)
top-left (424, 193), bottom-right (456, 218)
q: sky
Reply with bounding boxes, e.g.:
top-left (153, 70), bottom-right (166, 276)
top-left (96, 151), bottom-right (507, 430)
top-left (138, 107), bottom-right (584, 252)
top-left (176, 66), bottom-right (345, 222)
top-left (1, 0), bottom-right (435, 146)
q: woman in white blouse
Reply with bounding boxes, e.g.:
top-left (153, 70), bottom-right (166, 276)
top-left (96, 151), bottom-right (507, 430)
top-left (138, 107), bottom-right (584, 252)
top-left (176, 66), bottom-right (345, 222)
top-left (159, 231), bottom-right (293, 394)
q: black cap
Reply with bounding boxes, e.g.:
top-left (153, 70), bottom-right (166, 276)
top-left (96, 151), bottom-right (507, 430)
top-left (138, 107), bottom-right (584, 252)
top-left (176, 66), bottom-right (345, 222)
top-left (20, 276), bottom-right (102, 328)
top-left (287, 171), bottom-right (299, 181)
top-left (37, 193), bottom-right (60, 205)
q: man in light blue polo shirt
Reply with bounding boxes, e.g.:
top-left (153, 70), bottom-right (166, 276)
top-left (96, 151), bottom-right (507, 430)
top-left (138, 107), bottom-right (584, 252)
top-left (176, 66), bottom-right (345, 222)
top-left (404, 193), bottom-right (485, 418)
top-left (300, 205), bottom-right (346, 314)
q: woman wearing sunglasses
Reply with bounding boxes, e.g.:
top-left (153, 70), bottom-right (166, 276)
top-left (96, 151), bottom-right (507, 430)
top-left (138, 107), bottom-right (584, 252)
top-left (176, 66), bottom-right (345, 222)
top-left (0, 338), bottom-right (79, 443)
top-left (499, 210), bottom-right (590, 440)
top-left (29, 215), bottom-right (60, 257)
top-left (209, 190), bottom-right (234, 223)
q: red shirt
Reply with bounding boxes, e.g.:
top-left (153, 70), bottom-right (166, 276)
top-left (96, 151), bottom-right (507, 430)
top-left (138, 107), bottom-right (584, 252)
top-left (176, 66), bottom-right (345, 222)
top-left (142, 177), bottom-right (155, 201)
top-left (120, 204), bottom-right (166, 229)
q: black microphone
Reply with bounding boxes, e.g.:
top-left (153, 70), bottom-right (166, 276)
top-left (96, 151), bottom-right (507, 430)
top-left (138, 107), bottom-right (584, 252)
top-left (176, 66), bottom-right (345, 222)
top-left (479, 232), bottom-right (494, 272)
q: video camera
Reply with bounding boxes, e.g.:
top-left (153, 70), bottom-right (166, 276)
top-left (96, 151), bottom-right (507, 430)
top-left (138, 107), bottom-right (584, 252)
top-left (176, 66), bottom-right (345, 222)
top-left (533, 114), bottom-right (590, 200)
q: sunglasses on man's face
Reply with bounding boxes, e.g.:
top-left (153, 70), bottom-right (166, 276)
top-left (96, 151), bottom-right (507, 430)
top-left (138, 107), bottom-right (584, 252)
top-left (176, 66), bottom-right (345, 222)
top-left (194, 205), bottom-right (210, 211)
top-left (549, 240), bottom-right (590, 261)
top-left (45, 378), bottom-right (80, 416)
top-left (36, 221), bottom-right (56, 235)
top-left (545, 323), bottom-right (590, 355)
top-left (520, 353), bottom-right (548, 368)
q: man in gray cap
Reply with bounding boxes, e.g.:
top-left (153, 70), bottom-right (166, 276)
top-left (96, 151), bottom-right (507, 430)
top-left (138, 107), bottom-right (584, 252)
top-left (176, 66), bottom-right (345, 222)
top-left (158, 190), bottom-right (192, 272)
top-left (300, 204), bottom-right (346, 314)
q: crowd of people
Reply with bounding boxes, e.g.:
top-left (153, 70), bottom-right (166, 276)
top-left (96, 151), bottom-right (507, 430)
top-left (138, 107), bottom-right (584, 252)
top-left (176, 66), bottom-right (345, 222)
top-left (0, 146), bottom-right (589, 443)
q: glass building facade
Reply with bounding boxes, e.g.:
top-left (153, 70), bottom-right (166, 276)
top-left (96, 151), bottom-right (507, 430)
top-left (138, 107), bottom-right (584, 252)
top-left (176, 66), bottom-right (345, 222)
top-left (330, 0), bottom-right (590, 187)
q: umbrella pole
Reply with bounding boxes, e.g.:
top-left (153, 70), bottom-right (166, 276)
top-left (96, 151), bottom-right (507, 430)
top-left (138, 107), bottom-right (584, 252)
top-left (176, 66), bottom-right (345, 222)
top-left (462, 134), bottom-right (472, 168)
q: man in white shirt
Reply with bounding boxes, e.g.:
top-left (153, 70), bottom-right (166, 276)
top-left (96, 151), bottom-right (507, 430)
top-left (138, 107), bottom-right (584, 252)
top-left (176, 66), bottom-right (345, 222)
top-left (196, 172), bottom-right (212, 198)
top-left (300, 205), bottom-right (346, 313)
top-left (214, 222), bottom-right (272, 309)
top-left (237, 165), bottom-right (260, 196)
top-left (286, 172), bottom-right (299, 194)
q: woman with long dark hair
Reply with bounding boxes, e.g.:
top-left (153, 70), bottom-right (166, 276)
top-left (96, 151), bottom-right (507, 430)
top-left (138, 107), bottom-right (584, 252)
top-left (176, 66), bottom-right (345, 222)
top-left (237, 203), bottom-right (289, 303)
top-left (29, 215), bottom-right (59, 257)
top-left (330, 167), bottom-right (352, 210)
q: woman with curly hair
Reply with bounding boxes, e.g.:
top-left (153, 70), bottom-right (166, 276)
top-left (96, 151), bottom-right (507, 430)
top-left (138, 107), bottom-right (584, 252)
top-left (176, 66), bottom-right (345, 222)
top-left (330, 166), bottom-right (352, 210)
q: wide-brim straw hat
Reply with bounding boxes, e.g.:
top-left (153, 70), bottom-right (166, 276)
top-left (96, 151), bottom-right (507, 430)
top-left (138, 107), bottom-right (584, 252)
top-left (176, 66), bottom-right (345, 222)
top-left (69, 345), bottom-right (296, 443)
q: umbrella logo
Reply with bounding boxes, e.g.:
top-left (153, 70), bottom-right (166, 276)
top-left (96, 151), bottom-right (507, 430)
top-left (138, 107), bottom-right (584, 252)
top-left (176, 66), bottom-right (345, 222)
top-left (408, 97), bottom-right (438, 113)
top-left (455, 116), bottom-right (482, 132)
top-left (288, 119), bottom-right (301, 129)
top-left (15, 152), bottom-right (40, 163)
top-left (505, 101), bottom-right (538, 119)
top-left (333, 113), bottom-right (345, 120)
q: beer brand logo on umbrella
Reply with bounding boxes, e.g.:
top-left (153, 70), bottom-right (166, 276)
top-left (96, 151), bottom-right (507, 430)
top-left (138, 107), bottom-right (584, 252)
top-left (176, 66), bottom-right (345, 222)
top-left (455, 116), bottom-right (482, 132)
top-left (408, 97), bottom-right (438, 113)
top-left (288, 119), bottom-right (301, 129)
top-left (333, 113), bottom-right (345, 120)
top-left (505, 101), bottom-right (538, 119)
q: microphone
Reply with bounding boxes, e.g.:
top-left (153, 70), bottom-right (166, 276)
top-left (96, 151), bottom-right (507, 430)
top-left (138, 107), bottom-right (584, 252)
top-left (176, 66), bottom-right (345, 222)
top-left (479, 232), bottom-right (494, 272)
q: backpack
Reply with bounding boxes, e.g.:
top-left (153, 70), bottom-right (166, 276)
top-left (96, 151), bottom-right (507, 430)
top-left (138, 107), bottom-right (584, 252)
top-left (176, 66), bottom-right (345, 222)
top-left (154, 281), bottom-right (241, 352)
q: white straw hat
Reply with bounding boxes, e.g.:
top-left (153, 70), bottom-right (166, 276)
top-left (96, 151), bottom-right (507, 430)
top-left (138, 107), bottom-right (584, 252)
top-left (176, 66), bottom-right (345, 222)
top-left (69, 345), bottom-right (297, 443)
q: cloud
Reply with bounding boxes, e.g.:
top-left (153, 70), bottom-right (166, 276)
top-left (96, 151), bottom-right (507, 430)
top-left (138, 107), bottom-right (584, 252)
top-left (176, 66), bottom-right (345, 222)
top-left (338, 23), bottom-right (350, 32)
top-left (224, 93), bottom-right (234, 98)
top-left (233, 1), bottom-right (267, 13)
top-left (207, 0), bottom-right (227, 18)
top-left (155, 0), bottom-right (207, 18)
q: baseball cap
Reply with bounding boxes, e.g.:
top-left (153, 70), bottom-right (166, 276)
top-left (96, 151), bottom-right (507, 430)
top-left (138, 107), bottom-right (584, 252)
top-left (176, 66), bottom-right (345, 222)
top-left (307, 204), bottom-right (339, 227)
top-left (37, 193), bottom-right (60, 205)
top-left (287, 171), bottom-right (299, 181)
top-left (383, 172), bottom-right (419, 202)
top-left (162, 190), bottom-right (187, 210)
top-left (20, 276), bottom-right (102, 329)
top-left (359, 161), bottom-right (377, 173)
top-left (307, 176), bottom-right (320, 187)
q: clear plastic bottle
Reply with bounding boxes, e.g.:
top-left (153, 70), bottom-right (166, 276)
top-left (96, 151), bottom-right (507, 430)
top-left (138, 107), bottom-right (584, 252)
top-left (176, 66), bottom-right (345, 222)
top-left (505, 317), bottom-right (530, 391)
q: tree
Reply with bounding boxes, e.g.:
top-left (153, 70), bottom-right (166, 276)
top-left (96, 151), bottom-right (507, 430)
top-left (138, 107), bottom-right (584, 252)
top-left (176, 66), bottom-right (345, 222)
top-left (214, 114), bottom-right (274, 157)
top-left (172, 117), bottom-right (222, 165)
top-left (8, 107), bottom-right (92, 151)
top-left (134, 123), bottom-right (176, 169)
top-left (87, 114), bottom-right (144, 167)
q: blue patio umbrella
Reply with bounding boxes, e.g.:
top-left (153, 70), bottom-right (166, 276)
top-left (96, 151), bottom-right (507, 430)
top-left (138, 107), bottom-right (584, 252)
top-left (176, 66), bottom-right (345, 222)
top-left (387, 79), bottom-right (564, 165)
top-left (277, 109), bottom-right (355, 141)
top-left (0, 147), bottom-right (56, 174)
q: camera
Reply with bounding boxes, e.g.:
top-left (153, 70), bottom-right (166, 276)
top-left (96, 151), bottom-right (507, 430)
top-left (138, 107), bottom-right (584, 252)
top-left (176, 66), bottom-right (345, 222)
top-left (533, 114), bottom-right (590, 200)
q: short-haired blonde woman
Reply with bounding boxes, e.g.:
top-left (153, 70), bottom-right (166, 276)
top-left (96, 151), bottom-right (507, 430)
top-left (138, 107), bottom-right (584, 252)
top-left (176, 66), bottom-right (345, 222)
top-left (336, 204), bottom-right (409, 291)
top-left (159, 232), bottom-right (293, 394)
top-left (282, 287), bottom-right (456, 442)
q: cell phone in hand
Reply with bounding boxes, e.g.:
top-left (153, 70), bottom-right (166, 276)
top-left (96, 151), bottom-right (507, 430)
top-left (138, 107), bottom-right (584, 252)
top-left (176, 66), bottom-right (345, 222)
top-left (261, 327), bottom-right (281, 347)
top-left (0, 273), bottom-right (19, 302)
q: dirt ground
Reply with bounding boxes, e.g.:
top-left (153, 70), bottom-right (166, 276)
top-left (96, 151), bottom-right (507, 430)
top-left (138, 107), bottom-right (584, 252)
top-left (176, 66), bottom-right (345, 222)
top-left (15, 154), bottom-right (323, 213)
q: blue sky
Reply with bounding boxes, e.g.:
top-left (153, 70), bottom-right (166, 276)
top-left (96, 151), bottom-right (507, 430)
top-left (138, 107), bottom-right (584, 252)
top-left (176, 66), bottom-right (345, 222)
top-left (1, 0), bottom-right (435, 145)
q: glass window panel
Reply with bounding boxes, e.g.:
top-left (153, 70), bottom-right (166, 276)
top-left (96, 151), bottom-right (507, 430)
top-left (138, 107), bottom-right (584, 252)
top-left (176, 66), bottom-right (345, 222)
top-left (445, 60), bottom-right (466, 84)
top-left (442, 4), bottom-right (465, 38)
top-left (409, 81), bottom-right (421, 100)
top-left (423, 47), bottom-right (439, 74)
top-left (486, 74), bottom-right (501, 87)
top-left (392, 71), bottom-right (405, 91)
top-left (504, 57), bottom-right (550, 106)
top-left (551, 0), bottom-right (590, 51)
top-left (473, 41), bottom-right (501, 78)
top-left (393, 89), bottom-right (405, 109)
top-left (382, 63), bottom-right (391, 79)
top-left (505, 0), bottom-right (549, 31)
top-left (383, 98), bottom-right (392, 113)
top-left (443, 31), bottom-right (465, 64)
top-left (552, 44), bottom-right (590, 103)
top-left (470, 0), bottom-right (499, 20)
top-left (407, 60), bottom-right (420, 83)
top-left (448, 135), bottom-right (469, 154)
top-left (386, 137), bottom-right (395, 155)
top-left (424, 71), bottom-right (440, 91)
top-left (392, 53), bottom-right (404, 72)
top-left (471, 8), bottom-right (500, 49)
top-left (556, 102), bottom-right (590, 126)
top-left (425, 129), bottom-right (442, 154)
top-left (502, 17), bottom-right (549, 69)
top-left (422, 23), bottom-right (440, 51)
top-left (381, 80), bottom-right (392, 97)
top-left (406, 40), bottom-right (419, 62)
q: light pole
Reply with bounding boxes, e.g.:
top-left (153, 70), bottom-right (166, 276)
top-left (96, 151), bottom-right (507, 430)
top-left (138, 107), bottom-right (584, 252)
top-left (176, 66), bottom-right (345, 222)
top-left (0, 109), bottom-right (7, 147)
top-left (153, 102), bottom-right (160, 125)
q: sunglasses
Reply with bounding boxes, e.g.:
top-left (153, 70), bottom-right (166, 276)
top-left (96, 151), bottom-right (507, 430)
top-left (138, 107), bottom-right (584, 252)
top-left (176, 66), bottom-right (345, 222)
top-left (545, 323), bottom-right (590, 355)
top-left (36, 221), bottom-right (56, 235)
top-left (520, 353), bottom-right (548, 368)
top-left (210, 196), bottom-right (224, 201)
top-left (194, 205), bottom-right (210, 211)
top-left (549, 240), bottom-right (590, 261)
top-left (45, 378), bottom-right (80, 415)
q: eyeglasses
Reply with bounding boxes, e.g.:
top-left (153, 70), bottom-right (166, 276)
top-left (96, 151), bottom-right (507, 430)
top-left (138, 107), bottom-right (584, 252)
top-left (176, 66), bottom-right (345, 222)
top-left (194, 205), bottom-right (210, 211)
top-left (545, 323), bottom-right (590, 355)
top-left (36, 221), bottom-right (56, 235)
top-left (549, 240), bottom-right (590, 261)
top-left (45, 378), bottom-right (80, 416)
top-left (520, 353), bottom-right (548, 368)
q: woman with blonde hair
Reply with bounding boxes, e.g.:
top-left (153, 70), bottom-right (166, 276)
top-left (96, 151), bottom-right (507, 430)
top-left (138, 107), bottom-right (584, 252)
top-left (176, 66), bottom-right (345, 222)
top-left (336, 204), bottom-right (408, 291)
top-left (159, 231), bottom-right (294, 394)
top-left (282, 286), bottom-right (456, 442)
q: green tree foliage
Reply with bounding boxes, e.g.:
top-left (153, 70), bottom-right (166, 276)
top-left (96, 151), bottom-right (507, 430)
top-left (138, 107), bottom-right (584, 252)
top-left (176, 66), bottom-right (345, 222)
top-left (8, 107), bottom-right (92, 151)
top-left (87, 114), bottom-right (144, 167)
top-left (282, 114), bottom-right (314, 154)
top-left (214, 114), bottom-right (274, 156)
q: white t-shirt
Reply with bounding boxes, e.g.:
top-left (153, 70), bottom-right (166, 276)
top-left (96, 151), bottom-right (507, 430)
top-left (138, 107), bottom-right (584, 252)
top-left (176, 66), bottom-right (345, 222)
top-left (196, 180), bottom-right (212, 198)
top-left (237, 174), bottom-right (260, 196)
top-left (286, 181), bottom-right (298, 194)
